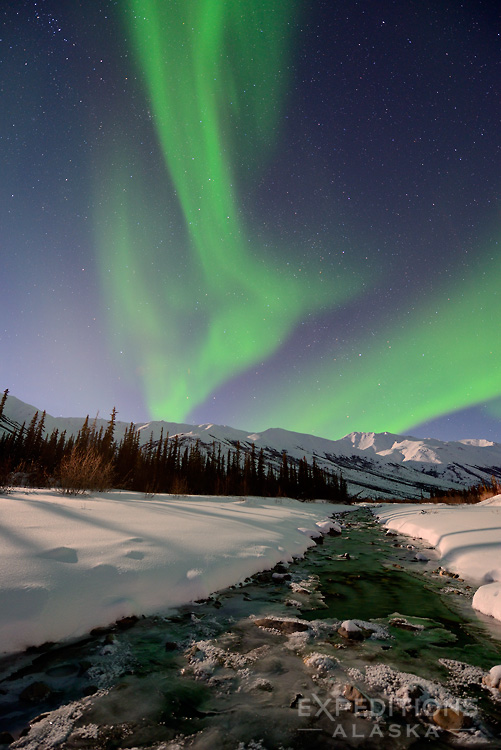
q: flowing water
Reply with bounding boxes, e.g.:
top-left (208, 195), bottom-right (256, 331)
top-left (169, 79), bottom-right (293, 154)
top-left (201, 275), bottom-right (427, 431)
top-left (1, 508), bottom-right (500, 749)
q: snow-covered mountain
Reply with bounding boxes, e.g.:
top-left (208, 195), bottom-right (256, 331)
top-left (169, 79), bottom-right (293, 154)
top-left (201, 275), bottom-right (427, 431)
top-left (2, 393), bottom-right (501, 500)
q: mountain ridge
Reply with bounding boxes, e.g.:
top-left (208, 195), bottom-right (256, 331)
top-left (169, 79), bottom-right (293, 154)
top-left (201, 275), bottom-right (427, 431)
top-left (1, 393), bottom-right (501, 500)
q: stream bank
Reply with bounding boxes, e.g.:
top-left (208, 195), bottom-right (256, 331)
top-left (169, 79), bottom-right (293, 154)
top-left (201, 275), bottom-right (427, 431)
top-left (1, 508), bottom-right (500, 749)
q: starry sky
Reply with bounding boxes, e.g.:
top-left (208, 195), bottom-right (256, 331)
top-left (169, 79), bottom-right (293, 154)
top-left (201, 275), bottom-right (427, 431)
top-left (1, 0), bottom-right (500, 442)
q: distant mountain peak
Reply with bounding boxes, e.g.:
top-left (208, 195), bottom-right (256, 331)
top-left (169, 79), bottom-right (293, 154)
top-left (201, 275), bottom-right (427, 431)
top-left (1, 393), bottom-right (501, 501)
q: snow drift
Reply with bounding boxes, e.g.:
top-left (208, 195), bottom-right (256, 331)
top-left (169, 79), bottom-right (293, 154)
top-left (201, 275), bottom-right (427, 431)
top-left (374, 495), bottom-right (501, 624)
top-left (0, 489), bottom-right (351, 655)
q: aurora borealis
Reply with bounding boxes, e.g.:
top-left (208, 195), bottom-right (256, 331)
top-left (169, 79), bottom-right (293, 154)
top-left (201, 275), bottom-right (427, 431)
top-left (1, 0), bottom-right (500, 441)
top-left (96, 0), bottom-right (361, 422)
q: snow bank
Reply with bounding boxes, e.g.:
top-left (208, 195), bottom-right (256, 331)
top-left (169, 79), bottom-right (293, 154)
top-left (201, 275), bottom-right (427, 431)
top-left (0, 489), bottom-right (352, 654)
top-left (483, 664), bottom-right (501, 688)
top-left (315, 519), bottom-right (342, 534)
top-left (472, 583), bottom-right (501, 623)
top-left (374, 498), bottom-right (501, 624)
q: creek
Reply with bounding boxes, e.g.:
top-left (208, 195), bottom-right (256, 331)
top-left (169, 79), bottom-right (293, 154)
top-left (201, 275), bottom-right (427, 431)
top-left (1, 508), bottom-right (500, 749)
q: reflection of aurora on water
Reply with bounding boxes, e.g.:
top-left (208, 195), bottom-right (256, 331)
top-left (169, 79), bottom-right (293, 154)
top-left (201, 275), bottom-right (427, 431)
top-left (2, 508), bottom-right (500, 746)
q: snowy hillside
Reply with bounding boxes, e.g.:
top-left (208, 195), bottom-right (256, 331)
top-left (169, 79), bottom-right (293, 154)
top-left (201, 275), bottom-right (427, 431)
top-left (2, 393), bottom-right (501, 499)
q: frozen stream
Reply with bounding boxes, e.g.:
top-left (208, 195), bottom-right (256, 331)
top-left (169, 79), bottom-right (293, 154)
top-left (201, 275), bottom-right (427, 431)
top-left (0, 508), bottom-right (500, 749)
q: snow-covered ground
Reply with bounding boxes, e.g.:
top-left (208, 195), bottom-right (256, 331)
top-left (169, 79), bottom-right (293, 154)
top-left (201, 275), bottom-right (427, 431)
top-left (2, 487), bottom-right (500, 659)
top-left (0, 489), bottom-right (354, 655)
top-left (374, 495), bottom-right (501, 624)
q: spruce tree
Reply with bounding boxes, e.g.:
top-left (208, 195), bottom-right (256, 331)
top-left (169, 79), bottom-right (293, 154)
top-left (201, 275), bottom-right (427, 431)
top-left (0, 389), bottom-right (8, 423)
top-left (101, 407), bottom-right (117, 460)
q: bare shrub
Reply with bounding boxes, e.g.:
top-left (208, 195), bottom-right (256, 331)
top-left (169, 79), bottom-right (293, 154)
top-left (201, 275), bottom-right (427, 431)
top-left (58, 446), bottom-right (115, 495)
top-left (170, 476), bottom-right (188, 496)
top-left (0, 458), bottom-right (11, 493)
top-left (9, 461), bottom-right (51, 489)
top-left (0, 472), bottom-right (12, 495)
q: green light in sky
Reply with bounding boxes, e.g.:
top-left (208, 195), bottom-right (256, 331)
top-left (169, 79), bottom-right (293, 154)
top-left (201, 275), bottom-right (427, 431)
top-left (94, 0), bottom-right (364, 421)
top-left (246, 247), bottom-right (501, 438)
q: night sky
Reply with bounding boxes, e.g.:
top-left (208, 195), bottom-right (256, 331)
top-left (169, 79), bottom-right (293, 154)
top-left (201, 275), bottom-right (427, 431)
top-left (2, 0), bottom-right (500, 442)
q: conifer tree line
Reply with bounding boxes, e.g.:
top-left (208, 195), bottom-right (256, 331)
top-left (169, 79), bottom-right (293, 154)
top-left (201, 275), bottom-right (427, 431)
top-left (0, 392), bottom-right (350, 501)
